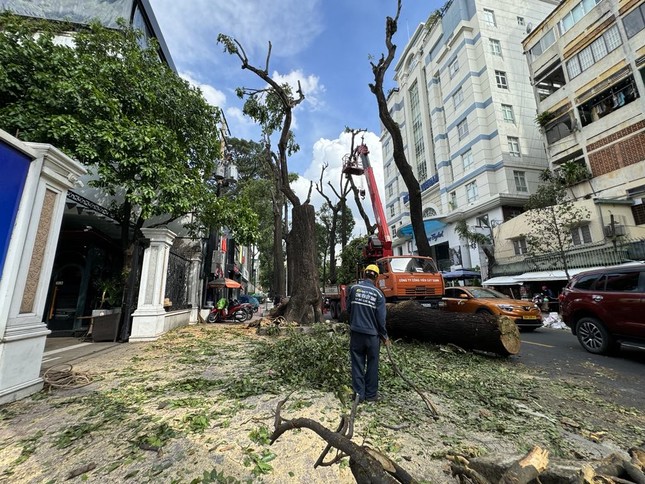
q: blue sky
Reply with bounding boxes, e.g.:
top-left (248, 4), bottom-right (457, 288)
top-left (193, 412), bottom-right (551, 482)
top-left (150, 0), bottom-right (443, 233)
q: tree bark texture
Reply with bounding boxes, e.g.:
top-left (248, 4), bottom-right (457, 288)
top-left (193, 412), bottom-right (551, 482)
top-left (385, 301), bottom-right (521, 356)
top-left (284, 204), bottom-right (322, 324)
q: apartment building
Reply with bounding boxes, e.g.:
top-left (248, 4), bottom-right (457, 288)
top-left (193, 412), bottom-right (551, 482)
top-left (522, 0), bottom-right (645, 230)
top-left (382, 0), bottom-right (558, 273)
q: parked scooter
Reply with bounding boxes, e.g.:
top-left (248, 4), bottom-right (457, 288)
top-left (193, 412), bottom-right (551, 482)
top-left (207, 298), bottom-right (249, 323)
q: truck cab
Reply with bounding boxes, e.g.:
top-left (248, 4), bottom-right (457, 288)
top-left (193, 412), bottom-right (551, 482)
top-left (374, 256), bottom-right (445, 307)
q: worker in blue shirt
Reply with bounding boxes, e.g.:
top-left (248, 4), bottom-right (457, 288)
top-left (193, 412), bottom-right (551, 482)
top-left (346, 264), bottom-right (389, 402)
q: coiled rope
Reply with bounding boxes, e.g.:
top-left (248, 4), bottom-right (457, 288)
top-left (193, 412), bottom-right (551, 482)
top-left (43, 364), bottom-right (92, 390)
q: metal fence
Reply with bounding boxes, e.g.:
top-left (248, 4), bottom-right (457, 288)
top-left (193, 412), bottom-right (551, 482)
top-left (166, 251), bottom-right (191, 310)
top-left (492, 238), bottom-right (645, 276)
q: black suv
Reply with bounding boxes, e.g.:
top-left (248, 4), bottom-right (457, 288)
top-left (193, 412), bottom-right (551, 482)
top-left (560, 264), bottom-right (645, 354)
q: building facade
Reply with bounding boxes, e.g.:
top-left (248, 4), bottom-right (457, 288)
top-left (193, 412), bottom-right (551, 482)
top-left (476, 0), bottom-right (645, 288)
top-left (382, 0), bottom-right (559, 275)
top-left (522, 0), bottom-right (645, 225)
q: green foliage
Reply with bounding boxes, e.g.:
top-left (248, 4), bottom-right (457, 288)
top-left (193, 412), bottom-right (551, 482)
top-left (557, 161), bottom-right (592, 187)
top-left (248, 425), bottom-right (271, 445)
top-left (182, 412), bottom-right (211, 433)
top-left (455, 219), bottom-right (490, 246)
top-left (535, 110), bottom-right (556, 129)
top-left (190, 469), bottom-right (247, 484)
top-left (134, 423), bottom-right (177, 451)
top-left (524, 170), bottom-right (590, 266)
top-left (53, 422), bottom-right (100, 449)
top-left (336, 236), bottom-right (368, 284)
top-left (243, 449), bottom-right (276, 476)
top-left (0, 13), bottom-right (258, 248)
top-left (252, 325), bottom-right (349, 393)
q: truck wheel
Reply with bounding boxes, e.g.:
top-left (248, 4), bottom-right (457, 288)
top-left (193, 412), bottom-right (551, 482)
top-left (576, 316), bottom-right (614, 354)
top-left (334, 302), bottom-right (342, 320)
top-left (330, 301), bottom-right (338, 319)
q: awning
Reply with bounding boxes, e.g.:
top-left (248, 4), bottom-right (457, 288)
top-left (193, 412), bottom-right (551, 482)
top-left (397, 219), bottom-right (445, 238)
top-left (482, 276), bottom-right (523, 286)
top-left (208, 278), bottom-right (241, 289)
top-left (512, 267), bottom-right (605, 282)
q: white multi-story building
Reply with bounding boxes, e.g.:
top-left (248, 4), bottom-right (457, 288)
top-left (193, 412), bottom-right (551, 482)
top-left (381, 0), bottom-right (558, 275)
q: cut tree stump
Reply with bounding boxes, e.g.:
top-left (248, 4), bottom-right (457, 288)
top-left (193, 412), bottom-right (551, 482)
top-left (385, 301), bottom-right (521, 356)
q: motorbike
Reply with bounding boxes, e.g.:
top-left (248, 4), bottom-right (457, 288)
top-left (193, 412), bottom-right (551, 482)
top-left (207, 299), bottom-right (251, 323)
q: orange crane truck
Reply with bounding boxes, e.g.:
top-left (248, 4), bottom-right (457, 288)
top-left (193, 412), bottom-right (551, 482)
top-left (322, 142), bottom-right (445, 320)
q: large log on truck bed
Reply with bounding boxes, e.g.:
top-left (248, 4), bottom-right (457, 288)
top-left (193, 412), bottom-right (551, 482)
top-left (386, 300), bottom-right (521, 356)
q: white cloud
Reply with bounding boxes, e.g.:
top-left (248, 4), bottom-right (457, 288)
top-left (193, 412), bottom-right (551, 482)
top-left (150, 0), bottom-right (324, 65)
top-left (180, 72), bottom-right (227, 107)
top-left (293, 131), bottom-right (384, 239)
top-left (273, 70), bottom-right (325, 111)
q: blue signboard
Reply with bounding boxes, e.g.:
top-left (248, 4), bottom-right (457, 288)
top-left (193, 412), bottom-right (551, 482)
top-left (0, 141), bottom-right (33, 279)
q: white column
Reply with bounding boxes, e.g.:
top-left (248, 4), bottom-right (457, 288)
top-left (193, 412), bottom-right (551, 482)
top-left (188, 253), bottom-right (202, 324)
top-left (0, 133), bottom-right (87, 404)
top-left (129, 227), bottom-right (176, 342)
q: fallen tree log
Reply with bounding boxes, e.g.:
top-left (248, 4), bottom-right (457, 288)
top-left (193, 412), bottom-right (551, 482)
top-left (385, 301), bottom-right (521, 356)
top-left (452, 447), bottom-right (645, 484)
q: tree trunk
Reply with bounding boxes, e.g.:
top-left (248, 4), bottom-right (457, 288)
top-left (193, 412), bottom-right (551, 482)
top-left (385, 301), bottom-right (521, 356)
top-left (272, 195), bottom-right (285, 300)
top-left (283, 204), bottom-right (322, 324)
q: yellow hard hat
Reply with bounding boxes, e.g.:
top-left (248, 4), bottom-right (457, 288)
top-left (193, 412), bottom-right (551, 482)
top-left (365, 264), bottom-right (380, 275)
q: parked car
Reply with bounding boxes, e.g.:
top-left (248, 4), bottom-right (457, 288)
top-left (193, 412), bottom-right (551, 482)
top-left (442, 286), bottom-right (542, 331)
top-left (239, 295), bottom-right (260, 313)
top-left (559, 264), bottom-right (645, 354)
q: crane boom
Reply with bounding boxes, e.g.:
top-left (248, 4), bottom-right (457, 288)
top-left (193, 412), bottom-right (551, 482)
top-left (354, 143), bottom-right (392, 260)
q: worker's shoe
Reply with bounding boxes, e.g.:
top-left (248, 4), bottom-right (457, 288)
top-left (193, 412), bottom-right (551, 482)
top-left (365, 394), bottom-right (380, 402)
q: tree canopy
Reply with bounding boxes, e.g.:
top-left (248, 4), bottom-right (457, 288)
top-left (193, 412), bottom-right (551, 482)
top-left (0, 13), bottom-right (257, 249)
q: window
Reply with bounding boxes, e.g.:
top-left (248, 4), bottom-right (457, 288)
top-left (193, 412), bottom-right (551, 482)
top-left (453, 87), bottom-right (464, 108)
top-left (529, 28), bottom-right (556, 60)
top-left (567, 25), bottom-right (623, 80)
top-left (570, 225), bottom-right (592, 245)
top-left (513, 238), bottom-right (528, 255)
top-left (603, 271), bottom-right (640, 291)
top-left (508, 136), bottom-right (521, 157)
top-left (387, 184), bottom-right (394, 198)
top-left (389, 204), bottom-right (396, 218)
top-left (449, 58), bottom-right (459, 79)
top-left (513, 170), bottom-right (528, 192)
top-left (495, 70), bottom-right (508, 89)
top-left (623, 5), bottom-right (645, 38)
top-left (517, 16), bottom-right (525, 26)
top-left (567, 56), bottom-right (582, 79)
top-left (604, 24), bottom-right (622, 51)
top-left (559, 0), bottom-right (603, 34)
top-left (483, 8), bottom-right (496, 27)
top-left (409, 81), bottom-right (427, 180)
top-left (457, 119), bottom-right (469, 140)
top-left (578, 45), bottom-right (594, 71)
top-left (466, 181), bottom-right (478, 202)
top-left (502, 104), bottom-right (515, 122)
top-left (423, 207), bottom-right (437, 217)
top-left (490, 39), bottom-right (502, 56)
top-left (449, 191), bottom-right (457, 209)
top-left (590, 36), bottom-right (608, 61)
top-left (462, 149), bottom-right (474, 170)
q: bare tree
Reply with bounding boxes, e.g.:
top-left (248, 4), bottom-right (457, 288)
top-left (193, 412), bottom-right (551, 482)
top-left (218, 35), bottom-right (322, 323)
top-left (369, 0), bottom-right (432, 257)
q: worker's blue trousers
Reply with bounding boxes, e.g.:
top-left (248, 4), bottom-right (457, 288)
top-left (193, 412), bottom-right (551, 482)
top-left (350, 331), bottom-right (380, 401)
